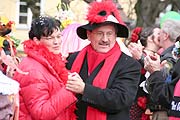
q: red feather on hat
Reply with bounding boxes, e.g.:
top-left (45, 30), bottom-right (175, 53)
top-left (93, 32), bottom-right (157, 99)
top-left (86, 1), bottom-right (124, 25)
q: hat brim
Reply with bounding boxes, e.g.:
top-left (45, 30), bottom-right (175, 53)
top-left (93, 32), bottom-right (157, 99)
top-left (77, 22), bottom-right (129, 39)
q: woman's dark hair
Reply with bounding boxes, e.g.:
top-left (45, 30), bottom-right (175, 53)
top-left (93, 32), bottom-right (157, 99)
top-left (29, 16), bottom-right (61, 40)
top-left (139, 27), bottom-right (154, 47)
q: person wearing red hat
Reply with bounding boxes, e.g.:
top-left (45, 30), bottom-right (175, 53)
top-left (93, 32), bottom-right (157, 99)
top-left (65, 1), bottom-right (141, 120)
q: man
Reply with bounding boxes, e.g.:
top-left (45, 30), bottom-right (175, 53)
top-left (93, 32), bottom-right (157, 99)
top-left (65, 1), bottom-right (141, 120)
top-left (144, 19), bottom-right (180, 119)
top-left (158, 19), bottom-right (180, 80)
top-left (143, 20), bottom-right (180, 120)
top-left (144, 52), bottom-right (180, 119)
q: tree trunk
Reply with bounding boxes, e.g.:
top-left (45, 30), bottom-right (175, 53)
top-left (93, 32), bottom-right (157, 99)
top-left (171, 0), bottom-right (180, 11)
top-left (135, 0), bottom-right (170, 27)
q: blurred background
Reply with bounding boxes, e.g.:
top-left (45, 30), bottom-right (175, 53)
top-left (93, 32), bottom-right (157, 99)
top-left (0, 0), bottom-right (179, 52)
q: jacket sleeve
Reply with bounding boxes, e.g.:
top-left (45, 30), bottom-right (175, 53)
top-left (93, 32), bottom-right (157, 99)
top-left (81, 55), bottom-right (141, 113)
top-left (14, 70), bottom-right (76, 120)
top-left (146, 66), bottom-right (180, 109)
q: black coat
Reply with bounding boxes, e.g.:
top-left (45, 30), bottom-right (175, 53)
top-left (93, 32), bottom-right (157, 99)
top-left (66, 52), bottom-right (141, 120)
top-left (146, 59), bottom-right (180, 109)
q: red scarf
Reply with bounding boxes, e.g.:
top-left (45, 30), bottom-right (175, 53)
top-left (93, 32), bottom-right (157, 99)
top-left (71, 43), bottom-right (121, 120)
top-left (23, 40), bottom-right (68, 84)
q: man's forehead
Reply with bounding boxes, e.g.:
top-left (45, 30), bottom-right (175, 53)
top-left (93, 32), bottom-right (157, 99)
top-left (92, 24), bottom-right (116, 31)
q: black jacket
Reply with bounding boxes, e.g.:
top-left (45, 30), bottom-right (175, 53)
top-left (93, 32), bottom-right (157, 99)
top-left (146, 59), bottom-right (180, 109)
top-left (66, 52), bottom-right (141, 120)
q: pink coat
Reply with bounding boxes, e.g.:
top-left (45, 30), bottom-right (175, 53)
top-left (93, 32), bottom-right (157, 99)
top-left (61, 23), bottom-right (90, 57)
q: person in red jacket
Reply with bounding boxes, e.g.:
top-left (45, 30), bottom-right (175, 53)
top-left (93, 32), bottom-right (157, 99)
top-left (13, 16), bottom-right (77, 120)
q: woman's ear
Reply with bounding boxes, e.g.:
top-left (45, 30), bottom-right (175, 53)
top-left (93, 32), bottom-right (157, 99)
top-left (33, 37), bottom-right (40, 44)
top-left (87, 31), bottom-right (91, 40)
top-left (86, 30), bottom-right (91, 38)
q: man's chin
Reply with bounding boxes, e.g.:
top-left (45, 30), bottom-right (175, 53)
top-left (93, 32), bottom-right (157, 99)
top-left (96, 48), bottom-right (110, 53)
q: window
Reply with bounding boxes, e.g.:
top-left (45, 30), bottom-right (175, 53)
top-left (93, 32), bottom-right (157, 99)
top-left (19, 1), bottom-right (28, 24)
top-left (16, 0), bottom-right (41, 29)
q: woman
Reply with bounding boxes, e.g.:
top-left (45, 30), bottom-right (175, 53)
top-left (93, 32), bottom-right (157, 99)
top-left (128, 26), bottom-right (161, 120)
top-left (13, 16), bottom-right (76, 120)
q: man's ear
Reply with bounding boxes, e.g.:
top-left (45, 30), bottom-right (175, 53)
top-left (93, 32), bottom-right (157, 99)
top-left (33, 37), bottom-right (40, 44)
top-left (164, 32), bottom-right (169, 41)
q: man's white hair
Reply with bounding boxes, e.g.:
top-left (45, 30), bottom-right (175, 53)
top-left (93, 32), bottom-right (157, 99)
top-left (161, 19), bottom-right (180, 42)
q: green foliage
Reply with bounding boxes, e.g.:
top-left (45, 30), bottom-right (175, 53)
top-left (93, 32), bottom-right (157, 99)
top-left (10, 36), bottom-right (21, 47)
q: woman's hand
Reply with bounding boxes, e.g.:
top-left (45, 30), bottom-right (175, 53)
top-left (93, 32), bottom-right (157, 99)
top-left (128, 41), bottom-right (144, 60)
top-left (66, 72), bottom-right (85, 94)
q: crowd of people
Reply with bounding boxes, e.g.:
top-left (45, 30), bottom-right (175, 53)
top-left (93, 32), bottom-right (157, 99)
top-left (0, 0), bottom-right (180, 120)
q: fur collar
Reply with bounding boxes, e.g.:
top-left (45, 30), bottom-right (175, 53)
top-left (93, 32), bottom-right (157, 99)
top-left (23, 40), bottom-right (68, 84)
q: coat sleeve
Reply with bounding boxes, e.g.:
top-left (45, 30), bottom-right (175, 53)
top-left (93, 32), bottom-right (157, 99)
top-left (146, 59), bottom-right (180, 109)
top-left (81, 55), bottom-right (141, 113)
top-left (14, 70), bottom-right (76, 120)
top-left (146, 71), bottom-right (179, 109)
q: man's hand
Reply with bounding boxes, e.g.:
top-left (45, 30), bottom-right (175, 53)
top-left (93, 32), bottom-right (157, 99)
top-left (144, 53), bottom-right (161, 74)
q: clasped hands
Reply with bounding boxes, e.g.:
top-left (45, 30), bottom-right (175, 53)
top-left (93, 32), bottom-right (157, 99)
top-left (66, 72), bottom-right (85, 94)
top-left (128, 41), bottom-right (144, 60)
top-left (144, 53), bottom-right (161, 74)
top-left (128, 41), bottom-right (165, 74)
top-left (144, 53), bottom-right (169, 74)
